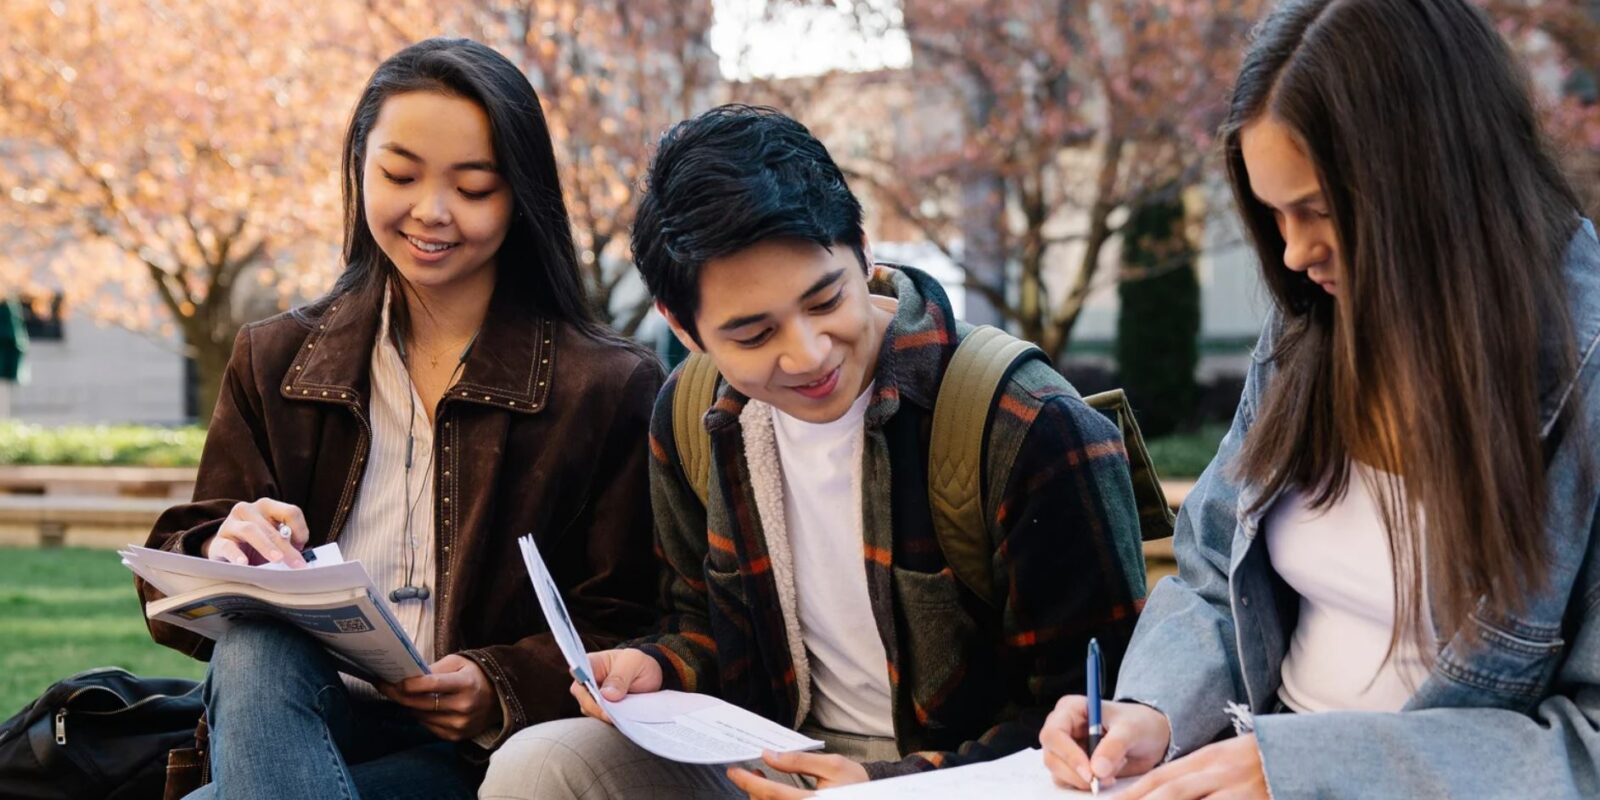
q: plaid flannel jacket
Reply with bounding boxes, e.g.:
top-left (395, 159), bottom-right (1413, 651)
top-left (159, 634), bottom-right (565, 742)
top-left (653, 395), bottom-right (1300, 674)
top-left (631, 265), bottom-right (1147, 778)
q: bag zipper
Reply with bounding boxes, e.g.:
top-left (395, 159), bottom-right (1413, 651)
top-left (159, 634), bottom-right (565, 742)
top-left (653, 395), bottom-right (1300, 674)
top-left (51, 677), bottom-right (200, 746)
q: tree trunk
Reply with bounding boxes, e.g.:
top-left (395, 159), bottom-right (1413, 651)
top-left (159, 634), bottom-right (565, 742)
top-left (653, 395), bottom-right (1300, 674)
top-left (190, 324), bottom-right (238, 428)
top-left (903, 1), bottom-right (1008, 327)
top-left (617, 296), bottom-right (654, 337)
top-left (958, 173), bottom-right (1008, 326)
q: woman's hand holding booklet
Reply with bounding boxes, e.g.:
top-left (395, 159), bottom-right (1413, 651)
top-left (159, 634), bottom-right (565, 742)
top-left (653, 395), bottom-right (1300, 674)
top-left (121, 543), bottom-right (429, 684)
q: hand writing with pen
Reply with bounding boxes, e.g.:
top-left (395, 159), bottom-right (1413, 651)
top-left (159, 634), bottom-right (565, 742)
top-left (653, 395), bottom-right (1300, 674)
top-left (1040, 696), bottom-right (1267, 799)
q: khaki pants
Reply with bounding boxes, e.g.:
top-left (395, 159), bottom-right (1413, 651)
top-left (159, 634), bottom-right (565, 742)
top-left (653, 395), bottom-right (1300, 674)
top-left (479, 717), bottom-right (899, 800)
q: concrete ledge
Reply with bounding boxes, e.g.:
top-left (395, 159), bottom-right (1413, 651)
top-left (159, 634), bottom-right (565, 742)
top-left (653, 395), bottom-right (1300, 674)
top-left (0, 465), bottom-right (197, 499)
top-left (1142, 480), bottom-right (1191, 583)
top-left (0, 473), bottom-right (1200, 567)
top-left (1160, 479), bottom-right (1195, 509)
top-left (1143, 538), bottom-right (1177, 583)
top-left (0, 494), bottom-right (168, 549)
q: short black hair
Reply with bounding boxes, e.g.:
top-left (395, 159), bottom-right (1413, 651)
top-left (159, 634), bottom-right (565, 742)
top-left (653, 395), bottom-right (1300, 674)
top-left (631, 105), bottom-right (866, 345)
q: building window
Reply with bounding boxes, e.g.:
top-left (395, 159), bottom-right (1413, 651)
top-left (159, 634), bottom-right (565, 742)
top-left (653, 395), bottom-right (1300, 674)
top-left (184, 356), bottom-right (200, 422)
top-left (1564, 68), bottom-right (1597, 106)
top-left (20, 293), bottom-right (64, 341)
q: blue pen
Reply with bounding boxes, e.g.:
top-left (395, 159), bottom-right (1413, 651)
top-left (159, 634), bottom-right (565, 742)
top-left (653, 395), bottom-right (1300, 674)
top-left (1087, 638), bottom-right (1103, 796)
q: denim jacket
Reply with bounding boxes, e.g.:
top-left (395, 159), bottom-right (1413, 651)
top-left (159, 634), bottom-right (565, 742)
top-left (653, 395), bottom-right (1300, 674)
top-left (1116, 220), bottom-right (1600, 798)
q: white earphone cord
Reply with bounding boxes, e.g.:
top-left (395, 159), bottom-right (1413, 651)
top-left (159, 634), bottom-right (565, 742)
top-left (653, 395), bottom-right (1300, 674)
top-left (391, 330), bottom-right (478, 603)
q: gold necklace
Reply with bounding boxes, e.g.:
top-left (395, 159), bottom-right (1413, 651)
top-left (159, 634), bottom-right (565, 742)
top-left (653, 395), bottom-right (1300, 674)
top-left (411, 334), bottom-right (475, 369)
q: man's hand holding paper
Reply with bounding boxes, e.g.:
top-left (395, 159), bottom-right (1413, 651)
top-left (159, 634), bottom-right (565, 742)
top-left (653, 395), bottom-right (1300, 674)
top-left (569, 649), bottom-right (664, 724)
top-left (517, 534), bottom-right (825, 765)
top-left (729, 750), bottom-right (871, 798)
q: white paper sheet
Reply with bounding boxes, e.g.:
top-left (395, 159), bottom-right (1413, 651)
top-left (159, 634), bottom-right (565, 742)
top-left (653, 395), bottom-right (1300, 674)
top-left (515, 536), bottom-right (599, 679)
top-left (601, 691), bottom-right (827, 764)
top-left (121, 543), bottom-right (371, 597)
top-left (818, 748), bottom-right (1128, 799)
top-left (516, 534), bottom-right (826, 764)
top-left (259, 542), bottom-right (345, 569)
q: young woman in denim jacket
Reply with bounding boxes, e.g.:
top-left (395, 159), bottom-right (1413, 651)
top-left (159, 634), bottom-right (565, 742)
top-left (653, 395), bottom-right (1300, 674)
top-left (1040, 0), bottom-right (1600, 797)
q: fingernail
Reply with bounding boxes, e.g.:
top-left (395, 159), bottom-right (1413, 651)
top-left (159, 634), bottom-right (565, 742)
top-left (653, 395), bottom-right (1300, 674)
top-left (1091, 757), bottom-right (1109, 776)
top-left (1077, 766), bottom-right (1094, 783)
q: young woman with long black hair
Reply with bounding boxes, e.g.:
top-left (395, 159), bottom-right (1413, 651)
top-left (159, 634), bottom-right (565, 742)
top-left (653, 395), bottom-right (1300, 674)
top-left (136, 38), bottom-right (663, 799)
top-left (1041, 0), bottom-right (1600, 796)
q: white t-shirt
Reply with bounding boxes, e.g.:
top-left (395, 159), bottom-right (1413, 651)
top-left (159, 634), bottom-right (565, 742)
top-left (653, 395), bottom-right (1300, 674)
top-left (1265, 462), bottom-right (1434, 713)
top-left (770, 386), bottom-right (896, 737)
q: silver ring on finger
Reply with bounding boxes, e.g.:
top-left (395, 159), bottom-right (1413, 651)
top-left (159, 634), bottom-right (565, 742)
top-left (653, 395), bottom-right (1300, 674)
top-left (432, 692), bottom-right (440, 712)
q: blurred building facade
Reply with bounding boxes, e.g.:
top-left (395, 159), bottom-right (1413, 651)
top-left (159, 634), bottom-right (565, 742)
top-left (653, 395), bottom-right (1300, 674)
top-left (1, 292), bottom-right (189, 425)
top-left (784, 53), bottom-right (1272, 389)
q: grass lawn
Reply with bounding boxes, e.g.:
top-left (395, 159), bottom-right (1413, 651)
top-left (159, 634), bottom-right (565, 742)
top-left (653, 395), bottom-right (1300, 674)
top-left (0, 547), bottom-right (205, 717)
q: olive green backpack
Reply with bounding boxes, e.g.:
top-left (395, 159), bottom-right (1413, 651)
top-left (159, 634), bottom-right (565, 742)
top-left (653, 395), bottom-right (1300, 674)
top-left (671, 325), bottom-right (1174, 608)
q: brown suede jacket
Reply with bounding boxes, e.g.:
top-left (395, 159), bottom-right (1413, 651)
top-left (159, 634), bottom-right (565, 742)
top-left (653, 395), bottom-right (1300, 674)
top-left (135, 279), bottom-right (664, 750)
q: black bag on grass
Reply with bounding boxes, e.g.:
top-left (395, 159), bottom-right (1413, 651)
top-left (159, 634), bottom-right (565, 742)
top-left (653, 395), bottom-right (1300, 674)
top-left (0, 667), bottom-right (202, 800)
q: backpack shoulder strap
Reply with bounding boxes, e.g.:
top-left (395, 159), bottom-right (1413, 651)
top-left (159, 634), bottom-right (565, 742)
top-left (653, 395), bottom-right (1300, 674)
top-left (671, 353), bottom-right (721, 508)
top-left (1082, 389), bottom-right (1177, 542)
top-left (929, 325), bottom-right (1044, 608)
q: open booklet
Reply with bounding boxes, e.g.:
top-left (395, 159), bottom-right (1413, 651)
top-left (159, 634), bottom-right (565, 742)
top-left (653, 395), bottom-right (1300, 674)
top-left (516, 534), bottom-right (824, 764)
top-left (818, 748), bottom-right (1127, 798)
top-left (122, 543), bottom-right (429, 684)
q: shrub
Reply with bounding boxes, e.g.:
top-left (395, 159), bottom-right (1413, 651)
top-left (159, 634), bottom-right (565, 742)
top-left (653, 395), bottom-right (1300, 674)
top-left (0, 422), bottom-right (205, 467)
top-left (1116, 191), bottom-right (1200, 438)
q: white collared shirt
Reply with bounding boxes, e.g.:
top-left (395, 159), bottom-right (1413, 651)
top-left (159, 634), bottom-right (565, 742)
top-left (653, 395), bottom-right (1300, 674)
top-left (338, 288), bottom-right (437, 700)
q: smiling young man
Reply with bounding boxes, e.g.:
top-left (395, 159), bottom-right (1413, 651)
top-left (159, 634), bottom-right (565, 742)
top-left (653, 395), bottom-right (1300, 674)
top-left (477, 105), bottom-right (1147, 799)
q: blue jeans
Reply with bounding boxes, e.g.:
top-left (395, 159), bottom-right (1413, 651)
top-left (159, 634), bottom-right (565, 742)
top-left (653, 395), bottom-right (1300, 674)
top-left (183, 618), bottom-right (480, 800)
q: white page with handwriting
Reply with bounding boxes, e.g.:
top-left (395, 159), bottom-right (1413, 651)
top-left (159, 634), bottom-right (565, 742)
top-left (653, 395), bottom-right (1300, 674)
top-left (819, 748), bottom-right (1128, 799)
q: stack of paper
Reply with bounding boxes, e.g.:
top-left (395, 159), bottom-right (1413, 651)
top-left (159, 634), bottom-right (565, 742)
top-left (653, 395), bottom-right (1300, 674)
top-left (517, 534), bottom-right (825, 764)
top-left (123, 542), bottom-right (358, 597)
top-left (122, 543), bottom-right (428, 683)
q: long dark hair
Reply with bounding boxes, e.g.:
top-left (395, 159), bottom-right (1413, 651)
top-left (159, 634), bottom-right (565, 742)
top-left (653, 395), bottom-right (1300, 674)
top-left (1225, 0), bottom-right (1582, 651)
top-left (332, 37), bottom-right (611, 342)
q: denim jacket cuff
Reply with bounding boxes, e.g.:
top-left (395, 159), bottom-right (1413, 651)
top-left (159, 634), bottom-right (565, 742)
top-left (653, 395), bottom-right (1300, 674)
top-left (1115, 696), bottom-right (1180, 764)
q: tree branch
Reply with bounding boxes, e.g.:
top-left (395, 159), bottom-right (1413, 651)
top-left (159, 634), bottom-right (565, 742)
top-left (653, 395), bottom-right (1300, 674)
top-left (616, 295), bottom-right (653, 337)
top-left (362, 0), bottom-right (419, 49)
top-left (1047, 129), bottom-right (1126, 357)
